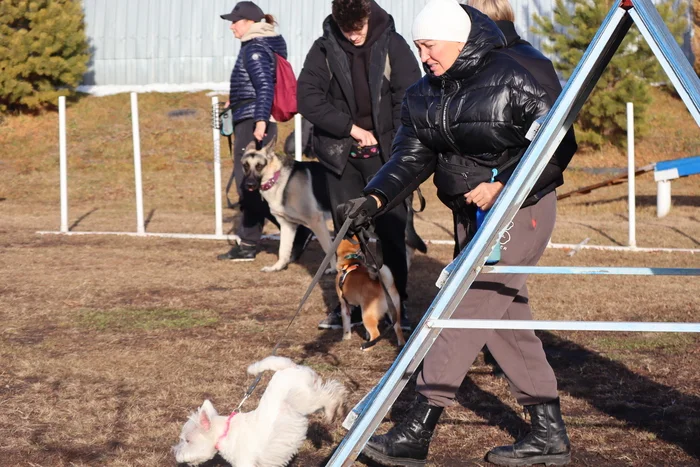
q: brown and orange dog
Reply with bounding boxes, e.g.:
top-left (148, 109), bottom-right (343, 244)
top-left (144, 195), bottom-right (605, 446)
top-left (335, 238), bottom-right (405, 349)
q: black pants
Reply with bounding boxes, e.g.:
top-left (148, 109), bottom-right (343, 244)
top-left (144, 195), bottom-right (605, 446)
top-left (232, 119), bottom-right (278, 245)
top-left (327, 156), bottom-right (408, 301)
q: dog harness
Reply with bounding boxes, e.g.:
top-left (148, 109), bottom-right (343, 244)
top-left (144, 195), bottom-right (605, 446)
top-left (260, 170), bottom-right (281, 191)
top-left (215, 411), bottom-right (237, 451)
top-left (338, 263), bottom-right (360, 291)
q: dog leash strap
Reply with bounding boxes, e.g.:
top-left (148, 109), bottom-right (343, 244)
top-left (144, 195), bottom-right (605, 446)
top-left (271, 215), bottom-right (353, 354)
top-left (235, 217), bottom-right (354, 410)
top-left (356, 231), bottom-right (401, 351)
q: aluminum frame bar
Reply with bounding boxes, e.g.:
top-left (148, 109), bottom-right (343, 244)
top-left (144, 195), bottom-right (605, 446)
top-left (482, 266), bottom-right (700, 275)
top-left (427, 319), bottom-right (700, 333)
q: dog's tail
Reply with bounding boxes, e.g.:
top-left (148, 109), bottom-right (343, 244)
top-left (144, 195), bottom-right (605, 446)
top-left (318, 379), bottom-right (348, 423)
top-left (247, 356), bottom-right (297, 376)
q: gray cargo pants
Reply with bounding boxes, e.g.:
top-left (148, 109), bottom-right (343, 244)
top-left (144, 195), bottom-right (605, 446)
top-left (416, 191), bottom-right (559, 407)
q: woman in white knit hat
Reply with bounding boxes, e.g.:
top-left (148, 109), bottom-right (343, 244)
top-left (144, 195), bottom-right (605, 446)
top-left (337, 0), bottom-right (572, 465)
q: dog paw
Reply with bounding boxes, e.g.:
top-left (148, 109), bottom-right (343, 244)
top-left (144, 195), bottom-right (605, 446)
top-left (261, 264), bottom-right (286, 273)
top-left (324, 266), bottom-right (337, 275)
top-left (342, 333), bottom-right (352, 341)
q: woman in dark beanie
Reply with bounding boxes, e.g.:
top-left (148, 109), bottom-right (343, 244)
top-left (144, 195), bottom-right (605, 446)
top-left (339, 0), bottom-right (573, 465)
top-left (297, 0), bottom-right (421, 331)
top-left (217, 2), bottom-right (311, 262)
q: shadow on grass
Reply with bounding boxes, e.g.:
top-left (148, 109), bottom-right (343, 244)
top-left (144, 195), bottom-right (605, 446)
top-left (570, 221), bottom-right (624, 245)
top-left (369, 331), bottom-right (700, 463)
top-left (542, 332), bottom-right (700, 459)
top-left (68, 207), bottom-right (99, 231)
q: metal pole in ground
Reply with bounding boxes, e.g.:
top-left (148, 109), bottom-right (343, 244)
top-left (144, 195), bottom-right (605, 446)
top-left (131, 92), bottom-right (145, 235)
top-left (294, 113), bottom-right (302, 162)
top-left (212, 97), bottom-right (224, 237)
top-left (58, 96), bottom-right (69, 233)
top-left (627, 102), bottom-right (636, 248)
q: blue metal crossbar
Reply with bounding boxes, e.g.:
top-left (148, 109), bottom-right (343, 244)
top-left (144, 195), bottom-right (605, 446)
top-left (655, 155), bottom-right (700, 180)
top-left (483, 266), bottom-right (700, 276)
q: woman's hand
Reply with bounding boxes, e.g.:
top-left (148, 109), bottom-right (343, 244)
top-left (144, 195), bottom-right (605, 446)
top-left (350, 125), bottom-right (378, 147)
top-left (254, 121), bottom-right (267, 142)
top-left (465, 181), bottom-right (504, 210)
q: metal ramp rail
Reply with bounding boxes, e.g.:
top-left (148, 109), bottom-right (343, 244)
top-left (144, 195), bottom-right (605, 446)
top-left (327, 0), bottom-right (700, 464)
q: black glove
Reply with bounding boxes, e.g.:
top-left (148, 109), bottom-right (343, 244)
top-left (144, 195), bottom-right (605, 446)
top-left (337, 196), bottom-right (380, 237)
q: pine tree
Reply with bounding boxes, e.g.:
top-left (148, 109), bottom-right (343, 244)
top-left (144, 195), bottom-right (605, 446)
top-left (533, 0), bottom-right (688, 148)
top-left (0, 0), bottom-right (89, 112)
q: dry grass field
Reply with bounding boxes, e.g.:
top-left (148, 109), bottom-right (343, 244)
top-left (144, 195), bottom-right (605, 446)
top-left (1, 87), bottom-right (699, 466)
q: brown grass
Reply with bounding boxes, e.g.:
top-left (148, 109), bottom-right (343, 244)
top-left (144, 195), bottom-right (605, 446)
top-left (0, 88), bottom-right (699, 466)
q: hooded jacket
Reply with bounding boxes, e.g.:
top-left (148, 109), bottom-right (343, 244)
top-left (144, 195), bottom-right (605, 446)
top-left (229, 22), bottom-right (287, 123)
top-left (364, 6), bottom-right (556, 213)
top-left (297, 1), bottom-right (421, 175)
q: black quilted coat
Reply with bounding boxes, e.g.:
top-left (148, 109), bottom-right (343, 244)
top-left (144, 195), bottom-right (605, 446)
top-left (364, 6), bottom-right (556, 212)
top-left (297, 8), bottom-right (421, 176)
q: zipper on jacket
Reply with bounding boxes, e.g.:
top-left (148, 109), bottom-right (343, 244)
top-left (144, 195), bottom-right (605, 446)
top-left (438, 78), bottom-right (462, 155)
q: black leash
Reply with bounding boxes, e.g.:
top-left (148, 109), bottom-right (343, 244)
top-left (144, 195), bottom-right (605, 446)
top-left (355, 228), bottom-right (403, 351)
top-left (234, 216), bottom-right (353, 412)
top-left (413, 187), bottom-right (426, 213)
top-left (224, 135), bottom-right (239, 210)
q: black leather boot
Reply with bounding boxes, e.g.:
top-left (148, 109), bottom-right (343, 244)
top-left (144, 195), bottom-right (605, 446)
top-left (486, 398), bottom-right (571, 466)
top-left (362, 396), bottom-right (443, 467)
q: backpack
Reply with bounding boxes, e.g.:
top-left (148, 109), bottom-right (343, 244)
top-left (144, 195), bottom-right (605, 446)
top-left (271, 53), bottom-right (297, 122)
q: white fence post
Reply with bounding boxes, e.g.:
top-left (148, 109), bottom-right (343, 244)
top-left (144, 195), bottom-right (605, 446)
top-left (212, 97), bottom-right (224, 237)
top-left (627, 102), bottom-right (636, 247)
top-left (294, 113), bottom-right (302, 162)
top-left (58, 96), bottom-right (69, 233)
top-left (131, 92), bottom-right (145, 235)
top-left (657, 180), bottom-right (671, 217)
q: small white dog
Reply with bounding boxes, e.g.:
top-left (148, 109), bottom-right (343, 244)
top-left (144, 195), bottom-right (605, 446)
top-left (173, 356), bottom-right (347, 467)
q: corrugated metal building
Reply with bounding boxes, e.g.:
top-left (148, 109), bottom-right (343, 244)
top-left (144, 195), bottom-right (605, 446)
top-left (79, 0), bottom-right (693, 90)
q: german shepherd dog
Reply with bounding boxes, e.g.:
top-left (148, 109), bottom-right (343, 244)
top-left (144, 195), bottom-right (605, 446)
top-left (241, 138), bottom-right (336, 273)
top-left (241, 139), bottom-right (427, 273)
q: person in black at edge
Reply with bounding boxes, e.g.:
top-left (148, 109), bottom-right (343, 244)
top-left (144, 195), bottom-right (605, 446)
top-left (297, 0), bottom-right (421, 331)
top-left (337, 0), bottom-right (578, 465)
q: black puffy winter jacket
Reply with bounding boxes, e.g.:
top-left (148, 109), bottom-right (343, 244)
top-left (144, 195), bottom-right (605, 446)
top-left (364, 6), bottom-right (558, 213)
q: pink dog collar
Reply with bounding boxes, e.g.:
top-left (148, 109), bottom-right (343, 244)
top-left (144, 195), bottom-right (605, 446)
top-left (260, 170), bottom-right (281, 191)
top-left (215, 411), bottom-right (237, 451)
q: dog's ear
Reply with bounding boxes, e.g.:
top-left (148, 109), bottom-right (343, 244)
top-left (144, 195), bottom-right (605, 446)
top-left (262, 134), bottom-right (278, 158)
top-left (198, 400), bottom-right (218, 431)
top-left (244, 140), bottom-right (257, 155)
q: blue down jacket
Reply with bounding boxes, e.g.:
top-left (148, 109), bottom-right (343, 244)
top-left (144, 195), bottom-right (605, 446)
top-left (229, 24), bottom-right (287, 123)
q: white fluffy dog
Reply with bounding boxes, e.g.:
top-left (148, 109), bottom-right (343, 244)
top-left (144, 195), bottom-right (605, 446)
top-left (173, 356), bottom-right (347, 467)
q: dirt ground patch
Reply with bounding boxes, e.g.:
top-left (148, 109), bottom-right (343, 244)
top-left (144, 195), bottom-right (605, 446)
top-left (1, 89), bottom-right (699, 466)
